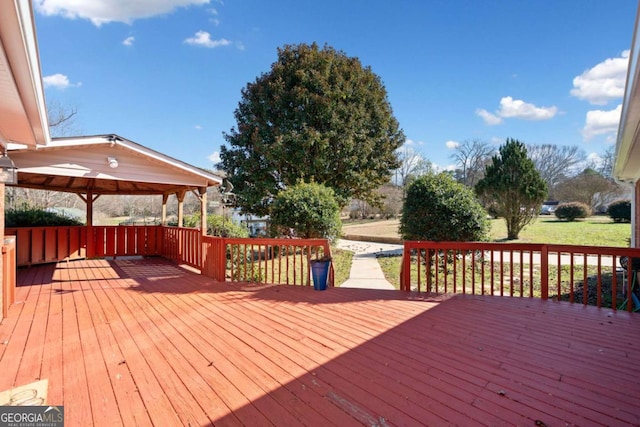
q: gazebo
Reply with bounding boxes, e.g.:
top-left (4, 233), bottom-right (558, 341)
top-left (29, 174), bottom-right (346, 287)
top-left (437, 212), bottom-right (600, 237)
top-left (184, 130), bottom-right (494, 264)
top-left (7, 134), bottom-right (223, 233)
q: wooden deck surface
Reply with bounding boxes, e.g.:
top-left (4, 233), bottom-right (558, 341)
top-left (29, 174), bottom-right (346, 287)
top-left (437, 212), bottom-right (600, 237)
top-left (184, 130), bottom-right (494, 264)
top-left (1, 257), bottom-right (639, 426)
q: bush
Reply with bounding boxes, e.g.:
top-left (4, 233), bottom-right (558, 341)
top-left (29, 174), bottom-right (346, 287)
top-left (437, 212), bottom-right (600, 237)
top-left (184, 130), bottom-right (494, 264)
top-left (554, 202), bottom-right (591, 221)
top-left (5, 207), bottom-right (83, 227)
top-left (607, 199), bottom-right (631, 223)
top-left (400, 173), bottom-right (489, 241)
top-left (270, 182), bottom-right (341, 242)
top-left (181, 213), bottom-right (249, 237)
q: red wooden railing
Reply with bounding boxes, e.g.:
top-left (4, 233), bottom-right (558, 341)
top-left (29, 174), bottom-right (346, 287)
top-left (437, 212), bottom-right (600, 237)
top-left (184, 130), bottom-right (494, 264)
top-left (400, 241), bottom-right (640, 312)
top-left (5, 225), bottom-right (163, 266)
top-left (202, 236), bottom-right (334, 287)
top-left (2, 236), bottom-right (16, 319)
top-left (91, 225), bottom-right (163, 258)
top-left (6, 226), bottom-right (87, 266)
top-left (161, 226), bottom-right (202, 270)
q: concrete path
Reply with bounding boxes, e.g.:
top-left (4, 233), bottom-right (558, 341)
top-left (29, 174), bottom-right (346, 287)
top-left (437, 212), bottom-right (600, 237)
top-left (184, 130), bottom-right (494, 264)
top-left (336, 239), bottom-right (402, 290)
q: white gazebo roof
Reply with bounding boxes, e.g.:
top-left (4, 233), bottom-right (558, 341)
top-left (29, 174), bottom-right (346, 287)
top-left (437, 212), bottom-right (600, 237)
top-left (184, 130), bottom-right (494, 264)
top-left (8, 134), bottom-right (222, 195)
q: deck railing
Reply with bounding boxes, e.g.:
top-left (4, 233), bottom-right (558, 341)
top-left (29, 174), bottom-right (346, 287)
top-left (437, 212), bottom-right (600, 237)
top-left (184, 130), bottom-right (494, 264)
top-left (91, 225), bottom-right (163, 258)
top-left (6, 226), bottom-right (87, 266)
top-left (161, 226), bottom-right (202, 269)
top-left (5, 225), bottom-right (163, 266)
top-left (2, 236), bottom-right (16, 319)
top-left (202, 236), bottom-right (334, 287)
top-left (401, 241), bottom-right (640, 312)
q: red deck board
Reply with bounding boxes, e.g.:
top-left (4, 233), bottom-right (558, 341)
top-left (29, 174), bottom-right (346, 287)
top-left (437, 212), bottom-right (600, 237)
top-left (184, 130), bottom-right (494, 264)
top-left (140, 287), bottom-right (336, 426)
top-left (1, 258), bottom-right (639, 426)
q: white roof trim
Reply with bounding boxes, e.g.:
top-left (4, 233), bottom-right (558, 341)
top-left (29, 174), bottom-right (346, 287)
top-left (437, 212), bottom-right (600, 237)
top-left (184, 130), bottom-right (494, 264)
top-left (0, 0), bottom-right (50, 147)
top-left (12, 134), bottom-right (222, 187)
top-left (615, 5), bottom-right (640, 182)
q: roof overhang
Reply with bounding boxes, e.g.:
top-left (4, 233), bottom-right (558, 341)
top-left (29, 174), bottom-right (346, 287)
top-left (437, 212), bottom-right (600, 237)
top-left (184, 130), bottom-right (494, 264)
top-left (8, 134), bottom-right (222, 195)
top-left (0, 0), bottom-right (49, 148)
top-left (614, 5), bottom-right (640, 183)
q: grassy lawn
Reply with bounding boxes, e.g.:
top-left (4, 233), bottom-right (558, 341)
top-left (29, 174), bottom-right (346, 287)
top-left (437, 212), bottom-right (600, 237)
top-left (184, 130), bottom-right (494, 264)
top-left (331, 248), bottom-right (354, 286)
top-left (489, 216), bottom-right (630, 246)
top-left (343, 216), bottom-right (631, 247)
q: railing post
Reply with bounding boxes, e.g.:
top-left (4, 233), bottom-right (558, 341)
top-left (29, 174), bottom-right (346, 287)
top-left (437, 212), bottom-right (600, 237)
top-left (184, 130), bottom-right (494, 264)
top-left (540, 245), bottom-right (548, 300)
top-left (400, 243), bottom-right (411, 291)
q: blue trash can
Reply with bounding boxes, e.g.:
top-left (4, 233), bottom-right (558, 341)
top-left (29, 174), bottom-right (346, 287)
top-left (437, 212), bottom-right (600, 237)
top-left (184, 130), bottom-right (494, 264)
top-left (310, 260), bottom-right (330, 291)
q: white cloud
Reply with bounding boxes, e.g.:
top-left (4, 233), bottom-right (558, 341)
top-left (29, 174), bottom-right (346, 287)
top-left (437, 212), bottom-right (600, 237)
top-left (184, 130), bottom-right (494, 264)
top-left (475, 108), bottom-right (503, 125)
top-left (184, 31), bottom-right (231, 48)
top-left (402, 139), bottom-right (425, 147)
top-left (570, 51), bottom-right (629, 105)
top-left (43, 73), bottom-right (81, 89)
top-left (497, 97), bottom-right (557, 120)
top-left (208, 151), bottom-right (221, 163)
top-left (587, 152), bottom-right (602, 163)
top-left (445, 140), bottom-right (459, 149)
top-left (122, 36), bottom-right (135, 46)
top-left (34, 0), bottom-right (210, 26)
top-left (194, 124), bottom-right (203, 130)
top-left (582, 104), bottom-right (622, 141)
top-left (477, 96), bottom-right (557, 125)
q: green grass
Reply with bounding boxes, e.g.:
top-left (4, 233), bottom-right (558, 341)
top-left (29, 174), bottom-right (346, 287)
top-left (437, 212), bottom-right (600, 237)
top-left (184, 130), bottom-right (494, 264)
top-left (489, 216), bottom-right (630, 246)
top-left (331, 248), bottom-right (353, 286)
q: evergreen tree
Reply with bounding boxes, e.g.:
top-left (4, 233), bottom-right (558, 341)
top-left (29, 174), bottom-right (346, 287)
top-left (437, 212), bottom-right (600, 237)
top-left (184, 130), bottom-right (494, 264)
top-left (476, 138), bottom-right (547, 240)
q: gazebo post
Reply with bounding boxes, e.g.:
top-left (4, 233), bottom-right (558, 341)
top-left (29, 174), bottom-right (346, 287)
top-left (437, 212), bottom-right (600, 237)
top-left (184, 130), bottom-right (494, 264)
top-left (199, 187), bottom-right (207, 236)
top-left (86, 190), bottom-right (94, 258)
top-left (176, 190), bottom-right (186, 228)
top-left (78, 191), bottom-right (100, 259)
top-left (161, 193), bottom-right (169, 226)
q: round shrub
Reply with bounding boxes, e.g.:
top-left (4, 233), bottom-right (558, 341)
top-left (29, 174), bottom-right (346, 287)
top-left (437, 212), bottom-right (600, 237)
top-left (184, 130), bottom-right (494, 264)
top-left (270, 182), bottom-right (341, 241)
top-left (181, 213), bottom-right (249, 237)
top-left (607, 199), bottom-right (631, 223)
top-left (554, 202), bottom-right (591, 221)
top-left (5, 207), bottom-right (83, 227)
top-left (400, 173), bottom-right (489, 241)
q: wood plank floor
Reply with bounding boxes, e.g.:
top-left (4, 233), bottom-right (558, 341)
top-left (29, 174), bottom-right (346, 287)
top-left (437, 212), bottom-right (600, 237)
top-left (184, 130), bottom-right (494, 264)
top-left (1, 257), bottom-right (639, 426)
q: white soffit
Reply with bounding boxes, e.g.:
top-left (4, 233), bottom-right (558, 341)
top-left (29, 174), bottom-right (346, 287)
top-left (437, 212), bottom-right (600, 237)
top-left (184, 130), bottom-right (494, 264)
top-left (0, 0), bottom-right (49, 147)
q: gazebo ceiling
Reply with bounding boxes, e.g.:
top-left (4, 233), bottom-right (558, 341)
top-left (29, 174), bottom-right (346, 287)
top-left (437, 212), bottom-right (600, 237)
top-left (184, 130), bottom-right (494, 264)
top-left (7, 134), bottom-right (222, 195)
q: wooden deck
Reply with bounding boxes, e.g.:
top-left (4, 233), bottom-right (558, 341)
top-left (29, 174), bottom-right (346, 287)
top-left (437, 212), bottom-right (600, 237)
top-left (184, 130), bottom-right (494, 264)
top-left (0, 258), bottom-right (639, 426)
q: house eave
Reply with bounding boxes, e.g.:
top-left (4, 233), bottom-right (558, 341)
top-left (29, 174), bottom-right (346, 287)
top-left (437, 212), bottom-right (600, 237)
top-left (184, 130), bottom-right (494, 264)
top-left (0, 0), bottom-right (50, 147)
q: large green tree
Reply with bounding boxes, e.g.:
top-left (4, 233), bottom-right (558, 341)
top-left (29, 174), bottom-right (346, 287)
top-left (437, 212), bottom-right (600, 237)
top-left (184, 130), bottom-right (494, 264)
top-left (220, 43), bottom-right (405, 215)
top-left (476, 138), bottom-right (547, 240)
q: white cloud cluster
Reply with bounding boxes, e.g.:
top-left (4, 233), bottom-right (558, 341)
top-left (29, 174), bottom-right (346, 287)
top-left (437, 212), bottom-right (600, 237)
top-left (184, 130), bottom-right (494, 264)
top-left (572, 52), bottom-right (629, 142)
top-left (184, 31), bottom-right (230, 48)
top-left (476, 96), bottom-right (557, 125)
top-left (208, 151), bottom-right (221, 163)
top-left (122, 36), bottom-right (135, 46)
top-left (445, 140), bottom-right (459, 149)
top-left (582, 104), bottom-right (622, 141)
top-left (571, 51), bottom-right (629, 105)
top-left (34, 0), bottom-right (210, 26)
top-left (43, 73), bottom-right (81, 89)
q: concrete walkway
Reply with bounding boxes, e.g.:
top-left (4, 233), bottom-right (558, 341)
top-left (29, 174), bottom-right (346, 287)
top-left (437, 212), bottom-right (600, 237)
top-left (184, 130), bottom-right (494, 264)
top-left (336, 239), bottom-right (402, 290)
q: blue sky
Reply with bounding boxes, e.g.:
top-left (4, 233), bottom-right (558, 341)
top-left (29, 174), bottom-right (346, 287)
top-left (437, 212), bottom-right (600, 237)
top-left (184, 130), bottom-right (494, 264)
top-left (33, 0), bottom-right (637, 172)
